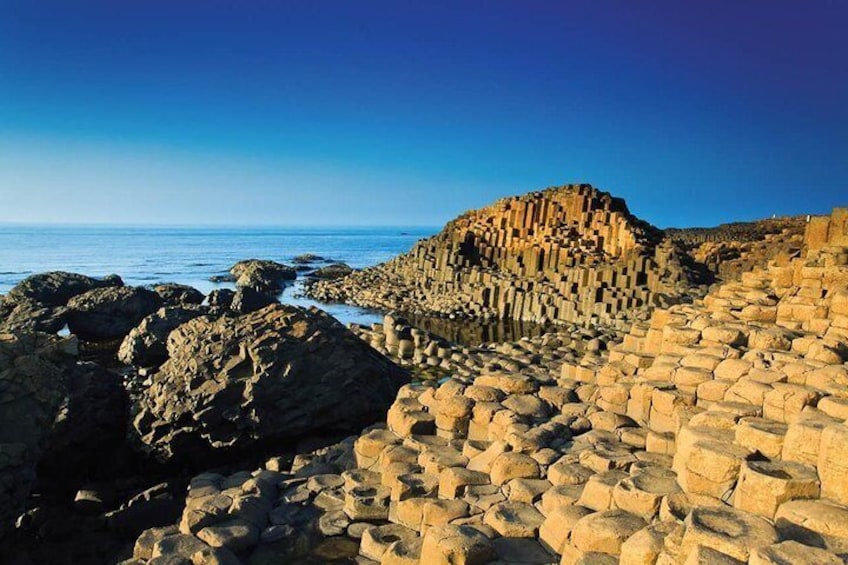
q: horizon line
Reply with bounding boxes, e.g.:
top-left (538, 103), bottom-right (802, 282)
top-left (0, 221), bottom-right (443, 230)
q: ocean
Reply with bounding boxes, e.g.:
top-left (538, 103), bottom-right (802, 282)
top-left (0, 225), bottom-right (437, 326)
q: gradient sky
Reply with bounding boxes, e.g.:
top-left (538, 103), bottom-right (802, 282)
top-left (1, 1), bottom-right (846, 228)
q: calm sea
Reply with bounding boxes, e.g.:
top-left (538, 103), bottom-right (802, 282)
top-left (0, 225), bottom-right (437, 326)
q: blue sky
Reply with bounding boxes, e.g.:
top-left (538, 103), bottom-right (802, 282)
top-left (1, 1), bottom-right (845, 227)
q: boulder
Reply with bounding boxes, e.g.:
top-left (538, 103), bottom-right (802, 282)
top-left (230, 287), bottom-right (278, 314)
top-left (292, 254), bottom-right (326, 264)
top-left (152, 283), bottom-right (205, 306)
top-left (118, 307), bottom-right (206, 367)
top-left (6, 271), bottom-right (123, 307)
top-left (228, 259), bottom-right (296, 295)
top-left (207, 289), bottom-right (235, 311)
top-left (66, 286), bottom-right (163, 341)
top-left (309, 263), bottom-right (354, 280)
top-left (132, 304), bottom-right (407, 464)
top-left (1, 272), bottom-right (124, 334)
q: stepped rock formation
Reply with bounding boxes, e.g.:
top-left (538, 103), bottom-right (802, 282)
top-left (136, 208), bottom-right (848, 564)
top-left (309, 184), bottom-right (698, 328)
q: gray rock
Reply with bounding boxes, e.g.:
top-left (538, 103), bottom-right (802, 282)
top-left (230, 287), bottom-right (277, 314)
top-left (40, 361), bottom-right (130, 478)
top-left (118, 307), bottom-right (206, 367)
top-left (153, 284), bottom-right (205, 306)
top-left (309, 263), bottom-right (354, 280)
top-left (0, 333), bottom-right (78, 538)
top-left (132, 304), bottom-right (408, 465)
top-left (6, 271), bottom-right (123, 307)
top-left (229, 259), bottom-right (296, 295)
top-left (67, 286), bottom-right (163, 341)
top-left (292, 254), bottom-right (325, 264)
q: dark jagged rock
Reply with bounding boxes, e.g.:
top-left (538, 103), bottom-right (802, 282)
top-left (0, 297), bottom-right (68, 334)
top-left (6, 271), bottom-right (123, 307)
top-left (118, 306), bottom-right (206, 367)
top-left (39, 362), bottom-right (130, 481)
top-left (231, 287), bottom-right (278, 314)
top-left (66, 286), bottom-right (163, 341)
top-left (132, 304), bottom-right (408, 466)
top-left (293, 254), bottom-right (326, 264)
top-left (207, 288), bottom-right (235, 311)
top-left (152, 283), bottom-right (205, 306)
top-left (1, 272), bottom-right (126, 334)
top-left (309, 262), bottom-right (354, 280)
top-left (229, 259), bottom-right (297, 295)
top-left (0, 332), bottom-right (78, 538)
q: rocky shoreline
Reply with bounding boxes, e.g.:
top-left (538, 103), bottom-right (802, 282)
top-left (1, 187), bottom-right (847, 565)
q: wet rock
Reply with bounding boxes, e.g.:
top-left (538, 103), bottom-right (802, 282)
top-left (292, 254), bottom-right (325, 264)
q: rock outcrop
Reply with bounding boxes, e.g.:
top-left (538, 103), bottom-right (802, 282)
top-left (39, 361), bottom-right (130, 481)
top-left (0, 271), bottom-right (123, 334)
top-left (309, 184), bottom-right (699, 328)
top-left (221, 259), bottom-right (297, 295)
top-left (152, 283), bottom-right (205, 306)
top-left (6, 271), bottom-right (123, 307)
top-left (118, 306), bottom-right (206, 368)
top-left (132, 304), bottom-right (408, 465)
top-left (0, 332), bottom-right (78, 538)
top-left (66, 286), bottom-right (163, 341)
top-left (309, 262), bottom-right (354, 280)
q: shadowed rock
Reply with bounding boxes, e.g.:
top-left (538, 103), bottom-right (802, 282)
top-left (152, 283), bottom-right (205, 306)
top-left (66, 286), bottom-right (163, 341)
top-left (118, 306), bottom-right (206, 367)
top-left (7, 271), bottom-right (123, 307)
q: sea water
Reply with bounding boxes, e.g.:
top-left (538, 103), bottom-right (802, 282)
top-left (0, 225), bottom-right (436, 326)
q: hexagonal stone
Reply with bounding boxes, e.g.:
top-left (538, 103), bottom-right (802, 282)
top-left (483, 501), bottom-right (545, 538)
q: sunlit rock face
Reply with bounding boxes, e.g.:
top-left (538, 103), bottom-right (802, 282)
top-left (309, 184), bottom-right (698, 328)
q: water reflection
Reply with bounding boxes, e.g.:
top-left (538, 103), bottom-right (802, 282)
top-left (401, 314), bottom-right (552, 346)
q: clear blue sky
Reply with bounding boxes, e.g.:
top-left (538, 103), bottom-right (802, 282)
top-left (1, 1), bottom-right (845, 228)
